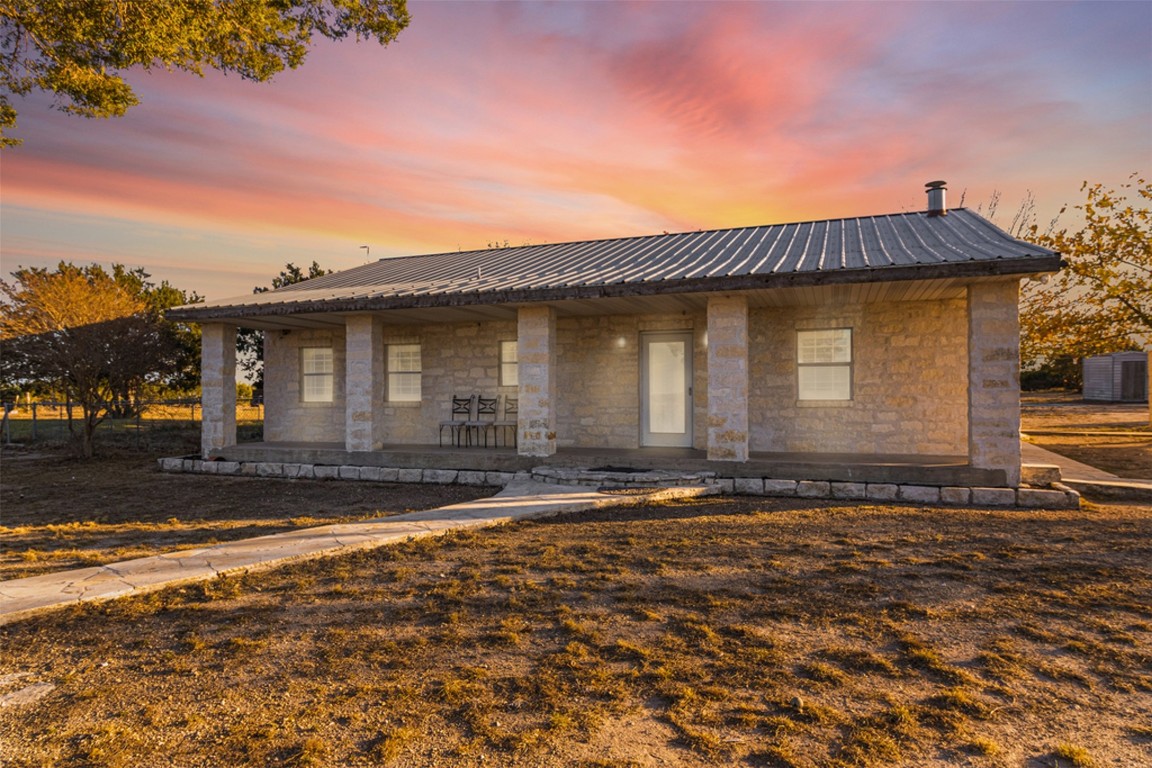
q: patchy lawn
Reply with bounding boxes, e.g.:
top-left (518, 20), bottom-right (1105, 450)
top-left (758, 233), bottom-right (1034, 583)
top-left (1022, 391), bottom-right (1151, 477)
top-left (2, 494), bottom-right (1150, 768)
top-left (0, 452), bottom-right (496, 580)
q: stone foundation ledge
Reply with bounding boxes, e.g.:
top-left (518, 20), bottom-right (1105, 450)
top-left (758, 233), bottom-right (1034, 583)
top-left (718, 477), bottom-right (1080, 509)
top-left (158, 458), bottom-right (1080, 509)
top-left (159, 457), bottom-right (525, 488)
top-left (530, 466), bottom-right (717, 488)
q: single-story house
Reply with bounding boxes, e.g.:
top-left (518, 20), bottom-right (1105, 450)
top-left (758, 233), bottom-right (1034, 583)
top-left (1083, 351), bottom-right (1148, 402)
top-left (168, 182), bottom-right (1061, 489)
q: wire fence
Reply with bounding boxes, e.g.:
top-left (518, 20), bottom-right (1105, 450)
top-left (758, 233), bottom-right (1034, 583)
top-left (0, 399), bottom-right (264, 447)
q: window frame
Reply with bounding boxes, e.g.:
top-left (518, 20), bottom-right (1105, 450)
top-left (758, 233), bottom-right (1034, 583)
top-left (387, 343), bottom-right (422, 403)
top-left (499, 340), bottom-right (519, 388)
top-left (796, 328), bottom-right (853, 402)
top-left (300, 346), bottom-right (334, 403)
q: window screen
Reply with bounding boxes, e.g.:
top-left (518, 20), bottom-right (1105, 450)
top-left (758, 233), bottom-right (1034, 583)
top-left (797, 329), bottom-right (852, 400)
top-left (388, 344), bottom-right (421, 402)
top-left (301, 347), bottom-right (334, 402)
top-left (500, 340), bottom-right (519, 387)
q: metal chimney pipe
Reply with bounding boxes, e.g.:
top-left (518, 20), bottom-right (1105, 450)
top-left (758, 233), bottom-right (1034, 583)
top-left (925, 180), bottom-right (947, 216)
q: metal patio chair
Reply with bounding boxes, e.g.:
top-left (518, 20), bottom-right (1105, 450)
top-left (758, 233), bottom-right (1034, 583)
top-left (464, 395), bottom-right (498, 447)
top-left (492, 396), bottom-right (517, 448)
top-left (439, 394), bottom-right (474, 447)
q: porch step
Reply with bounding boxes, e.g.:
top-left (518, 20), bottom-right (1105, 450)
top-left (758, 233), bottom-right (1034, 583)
top-left (530, 466), bottom-right (718, 489)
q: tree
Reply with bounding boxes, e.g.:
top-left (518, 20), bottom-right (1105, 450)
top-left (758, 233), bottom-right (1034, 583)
top-left (236, 260), bottom-right (331, 392)
top-left (1018, 175), bottom-right (1151, 373)
top-left (108, 264), bottom-right (203, 400)
top-left (0, 262), bottom-right (199, 457)
top-left (0, 0), bottom-right (410, 146)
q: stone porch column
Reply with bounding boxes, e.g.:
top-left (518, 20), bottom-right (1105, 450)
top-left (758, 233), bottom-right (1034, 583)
top-left (345, 314), bottom-right (384, 452)
top-left (518, 305), bottom-right (557, 457)
top-left (706, 295), bottom-right (750, 461)
top-left (201, 323), bottom-right (237, 458)
top-left (968, 280), bottom-right (1021, 486)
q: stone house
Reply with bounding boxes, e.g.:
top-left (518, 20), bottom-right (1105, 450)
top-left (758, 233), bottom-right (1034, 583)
top-left (169, 183), bottom-right (1061, 490)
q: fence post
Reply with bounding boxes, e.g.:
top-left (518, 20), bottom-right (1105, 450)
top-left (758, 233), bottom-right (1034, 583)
top-left (2, 403), bottom-right (11, 445)
top-left (31, 402), bottom-right (38, 441)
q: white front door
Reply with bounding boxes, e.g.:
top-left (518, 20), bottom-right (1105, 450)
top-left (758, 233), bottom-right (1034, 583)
top-left (641, 332), bottom-right (693, 447)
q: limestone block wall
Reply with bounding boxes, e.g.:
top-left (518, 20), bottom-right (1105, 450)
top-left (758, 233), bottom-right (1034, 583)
top-left (263, 328), bottom-right (347, 443)
top-left (748, 298), bottom-right (969, 455)
top-left (554, 313), bottom-right (708, 449)
top-left (380, 320), bottom-right (518, 444)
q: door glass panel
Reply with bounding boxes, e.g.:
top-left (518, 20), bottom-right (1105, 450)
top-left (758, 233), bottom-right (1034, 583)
top-left (647, 340), bottom-right (686, 433)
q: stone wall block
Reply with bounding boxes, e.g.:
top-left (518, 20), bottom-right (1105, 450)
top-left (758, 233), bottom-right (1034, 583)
top-left (398, 468), bottom-right (423, 483)
top-left (866, 483), bottom-right (899, 501)
top-left (898, 485), bottom-right (941, 504)
top-left (423, 469), bottom-right (459, 484)
top-left (797, 480), bottom-right (831, 498)
top-left (971, 487), bottom-right (1016, 506)
top-left (1016, 487), bottom-right (1077, 509)
top-left (940, 487), bottom-right (972, 505)
top-left (831, 482), bottom-right (867, 499)
top-left (762, 479), bottom-right (798, 496)
top-left (733, 477), bottom-right (764, 495)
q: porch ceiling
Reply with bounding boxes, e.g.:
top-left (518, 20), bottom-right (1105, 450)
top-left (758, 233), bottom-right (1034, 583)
top-left (206, 277), bottom-right (972, 330)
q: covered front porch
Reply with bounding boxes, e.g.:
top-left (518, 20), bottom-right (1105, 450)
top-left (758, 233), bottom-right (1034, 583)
top-left (195, 279), bottom-right (1024, 488)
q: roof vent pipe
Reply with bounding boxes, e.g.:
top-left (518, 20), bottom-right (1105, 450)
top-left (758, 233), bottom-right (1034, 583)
top-left (925, 180), bottom-right (947, 217)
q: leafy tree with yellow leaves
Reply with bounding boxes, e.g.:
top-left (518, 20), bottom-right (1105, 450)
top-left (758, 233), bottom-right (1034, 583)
top-left (1018, 175), bottom-right (1151, 384)
top-left (0, 262), bottom-right (199, 456)
top-left (0, 0), bottom-right (410, 146)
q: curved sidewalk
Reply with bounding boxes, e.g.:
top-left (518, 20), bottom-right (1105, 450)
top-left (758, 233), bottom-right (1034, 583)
top-left (0, 480), bottom-right (713, 626)
top-left (1022, 440), bottom-right (1152, 502)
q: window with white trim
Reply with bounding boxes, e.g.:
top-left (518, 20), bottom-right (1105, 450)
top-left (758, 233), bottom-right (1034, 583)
top-left (499, 340), bottom-right (519, 387)
top-left (797, 329), bottom-right (852, 401)
top-left (301, 347), bottom-right (334, 402)
top-left (388, 343), bottom-right (422, 402)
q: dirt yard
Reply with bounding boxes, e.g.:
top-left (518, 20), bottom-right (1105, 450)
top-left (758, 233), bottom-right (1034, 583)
top-left (1, 452), bottom-right (1151, 767)
top-left (1, 405), bottom-right (1150, 767)
top-left (1021, 392), bottom-right (1151, 477)
top-left (0, 453), bottom-right (495, 580)
top-left (2, 498), bottom-right (1149, 768)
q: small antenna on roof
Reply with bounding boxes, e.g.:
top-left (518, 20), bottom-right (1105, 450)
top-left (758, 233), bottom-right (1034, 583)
top-left (359, 245), bottom-right (370, 262)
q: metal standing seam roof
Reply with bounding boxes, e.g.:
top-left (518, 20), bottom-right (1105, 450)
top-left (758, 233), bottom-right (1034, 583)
top-left (169, 208), bottom-right (1060, 320)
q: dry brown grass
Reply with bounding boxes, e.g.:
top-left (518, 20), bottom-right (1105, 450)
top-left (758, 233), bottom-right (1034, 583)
top-left (2, 493), bottom-right (1150, 767)
top-left (0, 454), bottom-right (494, 579)
top-left (1021, 393), bottom-right (1151, 476)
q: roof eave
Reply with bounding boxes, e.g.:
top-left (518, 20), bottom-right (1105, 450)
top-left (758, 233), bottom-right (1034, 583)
top-left (166, 254), bottom-right (1062, 323)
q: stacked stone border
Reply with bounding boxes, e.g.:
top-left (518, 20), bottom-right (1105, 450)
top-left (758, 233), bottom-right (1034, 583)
top-left (159, 457), bottom-right (1081, 509)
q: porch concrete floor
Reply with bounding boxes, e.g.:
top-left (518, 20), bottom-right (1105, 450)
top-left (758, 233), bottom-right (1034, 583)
top-left (217, 442), bottom-right (1003, 487)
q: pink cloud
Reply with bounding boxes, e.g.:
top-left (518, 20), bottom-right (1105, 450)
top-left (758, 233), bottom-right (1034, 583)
top-left (2, 0), bottom-right (1148, 299)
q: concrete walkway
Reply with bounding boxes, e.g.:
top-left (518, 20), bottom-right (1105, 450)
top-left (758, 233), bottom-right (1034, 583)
top-left (1022, 440), bottom-right (1152, 502)
top-left (0, 480), bottom-right (713, 626)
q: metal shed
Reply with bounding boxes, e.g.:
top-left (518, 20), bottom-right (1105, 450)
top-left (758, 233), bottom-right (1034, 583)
top-left (1083, 351), bottom-right (1148, 402)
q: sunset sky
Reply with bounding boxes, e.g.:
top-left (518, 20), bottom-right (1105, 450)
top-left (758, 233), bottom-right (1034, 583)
top-left (2, 0), bottom-right (1150, 301)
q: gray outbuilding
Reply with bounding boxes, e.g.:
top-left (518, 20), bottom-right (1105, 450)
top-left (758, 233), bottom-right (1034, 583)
top-left (1083, 351), bottom-right (1148, 402)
